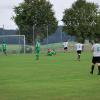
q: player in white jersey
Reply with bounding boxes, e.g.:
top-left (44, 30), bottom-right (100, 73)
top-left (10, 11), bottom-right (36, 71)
top-left (90, 39), bottom-right (100, 75)
top-left (75, 42), bottom-right (83, 61)
top-left (63, 40), bottom-right (68, 52)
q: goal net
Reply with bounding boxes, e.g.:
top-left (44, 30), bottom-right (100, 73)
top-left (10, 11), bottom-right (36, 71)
top-left (0, 35), bottom-right (26, 54)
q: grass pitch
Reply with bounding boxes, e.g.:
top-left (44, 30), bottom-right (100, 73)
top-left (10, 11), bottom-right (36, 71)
top-left (0, 52), bottom-right (100, 100)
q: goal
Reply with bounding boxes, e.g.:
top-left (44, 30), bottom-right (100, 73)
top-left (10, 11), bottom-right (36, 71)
top-left (0, 35), bottom-right (26, 54)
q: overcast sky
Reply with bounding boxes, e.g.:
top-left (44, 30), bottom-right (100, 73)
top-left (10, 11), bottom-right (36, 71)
top-left (0, 0), bottom-right (100, 29)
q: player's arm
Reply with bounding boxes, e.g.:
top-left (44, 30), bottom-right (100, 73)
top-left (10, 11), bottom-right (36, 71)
top-left (82, 44), bottom-right (84, 51)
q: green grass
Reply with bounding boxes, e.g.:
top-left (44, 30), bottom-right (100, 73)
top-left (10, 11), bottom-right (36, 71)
top-left (0, 52), bottom-right (100, 100)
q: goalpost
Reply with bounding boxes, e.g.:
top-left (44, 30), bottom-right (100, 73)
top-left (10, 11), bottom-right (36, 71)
top-left (0, 35), bottom-right (26, 54)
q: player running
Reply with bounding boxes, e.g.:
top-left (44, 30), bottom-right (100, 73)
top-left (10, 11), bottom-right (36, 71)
top-left (63, 40), bottom-right (68, 53)
top-left (90, 39), bottom-right (100, 75)
top-left (75, 41), bottom-right (83, 61)
top-left (2, 41), bottom-right (7, 56)
top-left (35, 41), bottom-right (40, 60)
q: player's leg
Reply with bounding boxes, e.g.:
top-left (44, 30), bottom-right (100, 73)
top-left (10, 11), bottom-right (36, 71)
top-left (79, 51), bottom-right (82, 60)
top-left (90, 57), bottom-right (95, 74)
top-left (64, 47), bottom-right (67, 53)
top-left (36, 50), bottom-right (40, 60)
top-left (65, 47), bottom-right (68, 52)
top-left (90, 63), bottom-right (95, 74)
top-left (36, 53), bottom-right (39, 60)
top-left (78, 54), bottom-right (80, 60)
top-left (5, 50), bottom-right (7, 56)
top-left (64, 47), bottom-right (65, 53)
top-left (48, 52), bottom-right (52, 56)
top-left (77, 51), bottom-right (79, 60)
top-left (53, 51), bottom-right (56, 55)
top-left (77, 51), bottom-right (81, 61)
top-left (3, 49), bottom-right (7, 56)
top-left (97, 63), bottom-right (100, 75)
top-left (97, 57), bottom-right (100, 75)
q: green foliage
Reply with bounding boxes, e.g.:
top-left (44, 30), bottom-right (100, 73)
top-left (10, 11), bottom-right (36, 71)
top-left (13, 0), bottom-right (58, 43)
top-left (95, 14), bottom-right (100, 39)
top-left (62, 0), bottom-right (99, 43)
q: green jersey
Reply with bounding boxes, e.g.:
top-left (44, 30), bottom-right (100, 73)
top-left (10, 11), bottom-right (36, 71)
top-left (2, 43), bottom-right (7, 50)
top-left (35, 41), bottom-right (40, 60)
top-left (35, 41), bottom-right (40, 51)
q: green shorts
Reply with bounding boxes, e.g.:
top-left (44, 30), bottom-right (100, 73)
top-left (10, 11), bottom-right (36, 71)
top-left (3, 49), bottom-right (6, 52)
top-left (36, 49), bottom-right (40, 54)
top-left (48, 52), bottom-right (52, 56)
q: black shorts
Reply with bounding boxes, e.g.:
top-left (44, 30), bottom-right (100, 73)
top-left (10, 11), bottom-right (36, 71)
top-left (77, 50), bottom-right (81, 54)
top-left (92, 57), bottom-right (100, 64)
top-left (64, 47), bottom-right (68, 50)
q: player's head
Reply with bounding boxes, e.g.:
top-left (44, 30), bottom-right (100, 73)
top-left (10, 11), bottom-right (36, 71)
top-left (35, 38), bottom-right (40, 43)
top-left (64, 40), bottom-right (67, 42)
top-left (94, 38), bottom-right (99, 43)
top-left (77, 38), bottom-right (82, 43)
top-left (36, 40), bottom-right (39, 44)
top-left (2, 41), bottom-right (5, 43)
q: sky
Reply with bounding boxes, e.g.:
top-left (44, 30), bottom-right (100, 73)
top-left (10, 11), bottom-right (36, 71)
top-left (0, 0), bottom-right (100, 29)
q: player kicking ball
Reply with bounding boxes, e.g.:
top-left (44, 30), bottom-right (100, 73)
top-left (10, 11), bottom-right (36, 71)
top-left (75, 41), bottom-right (83, 61)
top-left (2, 41), bottom-right (7, 56)
top-left (35, 41), bottom-right (40, 60)
top-left (90, 39), bottom-right (100, 75)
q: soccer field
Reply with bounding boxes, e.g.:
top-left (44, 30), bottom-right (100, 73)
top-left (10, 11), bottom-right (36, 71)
top-left (0, 52), bottom-right (100, 100)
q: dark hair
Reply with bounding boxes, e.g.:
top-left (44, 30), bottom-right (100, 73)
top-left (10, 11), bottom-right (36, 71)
top-left (94, 38), bottom-right (99, 43)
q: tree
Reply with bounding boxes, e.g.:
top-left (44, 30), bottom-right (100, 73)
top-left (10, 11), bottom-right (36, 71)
top-left (95, 12), bottom-right (100, 39)
top-left (13, 0), bottom-right (58, 43)
top-left (62, 0), bottom-right (99, 43)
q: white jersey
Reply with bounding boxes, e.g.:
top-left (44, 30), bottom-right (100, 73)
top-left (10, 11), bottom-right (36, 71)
top-left (63, 42), bottom-right (68, 48)
top-left (92, 43), bottom-right (100, 57)
top-left (76, 43), bottom-right (83, 51)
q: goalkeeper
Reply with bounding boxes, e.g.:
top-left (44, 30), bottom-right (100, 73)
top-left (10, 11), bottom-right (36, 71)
top-left (35, 41), bottom-right (40, 60)
top-left (2, 41), bottom-right (7, 56)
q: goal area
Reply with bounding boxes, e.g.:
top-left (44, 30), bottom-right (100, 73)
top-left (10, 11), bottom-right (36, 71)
top-left (0, 35), bottom-right (26, 54)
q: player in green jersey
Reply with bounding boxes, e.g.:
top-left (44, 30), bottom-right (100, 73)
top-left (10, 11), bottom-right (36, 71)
top-left (35, 41), bottom-right (40, 60)
top-left (47, 49), bottom-right (56, 56)
top-left (2, 42), bottom-right (7, 56)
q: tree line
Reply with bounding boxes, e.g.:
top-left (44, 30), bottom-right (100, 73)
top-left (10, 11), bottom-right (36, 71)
top-left (13, 0), bottom-right (100, 43)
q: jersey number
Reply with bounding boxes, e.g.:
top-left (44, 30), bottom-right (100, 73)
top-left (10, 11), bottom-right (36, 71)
top-left (97, 47), bottom-right (100, 52)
